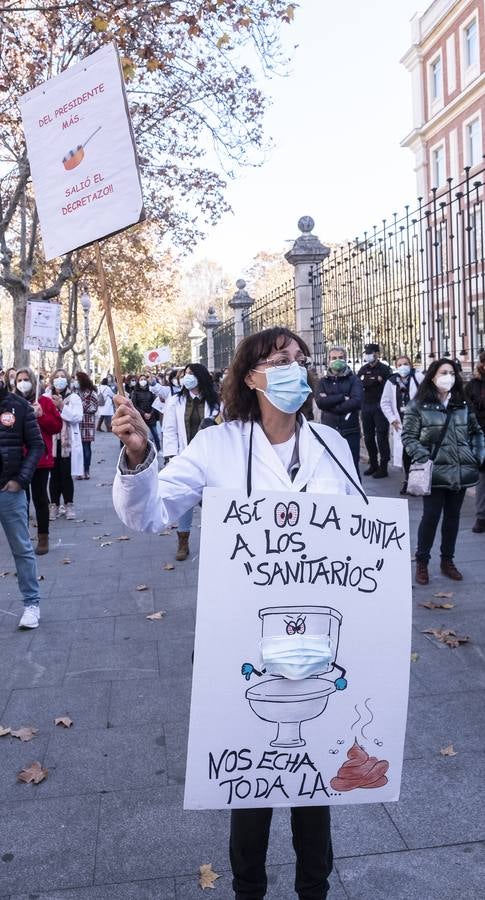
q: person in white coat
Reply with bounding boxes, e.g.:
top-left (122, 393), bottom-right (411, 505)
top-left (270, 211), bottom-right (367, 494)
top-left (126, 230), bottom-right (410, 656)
top-left (380, 355), bottom-right (424, 494)
top-left (47, 368), bottom-right (83, 520)
top-left (162, 363), bottom-right (219, 560)
top-left (96, 377), bottom-right (115, 432)
top-left (111, 326), bottom-right (365, 900)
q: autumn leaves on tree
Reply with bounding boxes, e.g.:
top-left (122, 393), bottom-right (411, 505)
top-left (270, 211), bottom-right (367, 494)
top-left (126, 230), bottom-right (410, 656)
top-left (0, 1), bottom-right (296, 366)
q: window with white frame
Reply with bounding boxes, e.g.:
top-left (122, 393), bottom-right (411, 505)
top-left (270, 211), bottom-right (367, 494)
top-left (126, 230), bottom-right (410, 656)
top-left (464, 18), bottom-right (478, 68)
top-left (465, 117), bottom-right (481, 167)
top-left (432, 144), bottom-right (445, 187)
top-left (430, 56), bottom-right (442, 102)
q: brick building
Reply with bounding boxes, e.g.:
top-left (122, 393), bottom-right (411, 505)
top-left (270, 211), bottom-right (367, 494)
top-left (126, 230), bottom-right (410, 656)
top-left (401, 0), bottom-right (484, 196)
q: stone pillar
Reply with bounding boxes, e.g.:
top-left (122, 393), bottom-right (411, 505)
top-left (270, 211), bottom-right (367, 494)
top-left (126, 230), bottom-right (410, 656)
top-left (188, 319), bottom-right (205, 364)
top-left (285, 216), bottom-right (330, 359)
top-left (203, 305), bottom-right (222, 371)
top-left (229, 279), bottom-right (254, 346)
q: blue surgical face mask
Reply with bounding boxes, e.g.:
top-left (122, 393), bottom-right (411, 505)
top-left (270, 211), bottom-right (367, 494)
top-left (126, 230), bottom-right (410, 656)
top-left (261, 634), bottom-right (333, 680)
top-left (182, 373), bottom-right (198, 391)
top-left (257, 362), bottom-right (311, 414)
top-left (397, 365), bottom-right (411, 378)
top-left (53, 377), bottom-right (67, 391)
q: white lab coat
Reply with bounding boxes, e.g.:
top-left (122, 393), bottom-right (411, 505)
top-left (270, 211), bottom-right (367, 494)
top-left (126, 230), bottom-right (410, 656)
top-left (113, 417), bottom-right (362, 534)
top-left (46, 391), bottom-right (84, 477)
top-left (162, 393), bottom-right (219, 457)
top-left (97, 384), bottom-right (115, 417)
top-left (380, 372), bottom-right (423, 468)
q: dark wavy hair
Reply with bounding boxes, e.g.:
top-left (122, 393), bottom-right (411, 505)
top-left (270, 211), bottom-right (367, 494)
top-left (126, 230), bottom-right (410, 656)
top-left (76, 371), bottom-right (95, 392)
top-left (416, 358), bottom-right (465, 405)
top-left (223, 327), bottom-right (311, 422)
top-left (180, 363), bottom-right (218, 412)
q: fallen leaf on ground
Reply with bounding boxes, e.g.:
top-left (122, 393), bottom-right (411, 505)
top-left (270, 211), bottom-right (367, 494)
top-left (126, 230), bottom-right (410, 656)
top-left (422, 627), bottom-right (470, 648)
top-left (92, 520), bottom-right (102, 524)
top-left (136, 584), bottom-right (149, 591)
top-left (61, 558), bottom-right (71, 565)
top-left (96, 459), bottom-right (106, 463)
top-left (116, 535), bottom-right (130, 541)
top-left (96, 482), bottom-right (113, 487)
top-left (163, 563), bottom-right (175, 571)
top-left (0, 571), bottom-right (11, 577)
top-left (0, 725), bottom-right (11, 736)
top-left (54, 717), bottom-right (73, 728)
top-left (440, 744), bottom-right (457, 757)
top-left (100, 542), bottom-right (112, 548)
top-left (146, 611), bottom-right (165, 621)
top-left (419, 601), bottom-right (455, 610)
top-left (37, 574), bottom-right (45, 581)
top-left (159, 530), bottom-right (172, 536)
top-left (11, 726), bottom-right (38, 742)
top-left (410, 652), bottom-right (419, 662)
top-left (433, 591), bottom-right (454, 599)
top-left (103, 532), bottom-right (111, 537)
top-left (199, 863), bottom-right (221, 890)
top-left (17, 761), bottom-right (48, 784)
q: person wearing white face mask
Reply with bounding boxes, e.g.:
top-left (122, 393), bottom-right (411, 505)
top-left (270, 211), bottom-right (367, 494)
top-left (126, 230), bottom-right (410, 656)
top-left (162, 363), bottom-right (220, 560)
top-left (46, 368), bottom-right (84, 520)
top-left (130, 374), bottom-right (161, 451)
top-left (14, 369), bottom-right (62, 555)
top-left (402, 359), bottom-right (484, 585)
top-left (380, 356), bottom-right (424, 494)
top-left (357, 343), bottom-right (392, 478)
top-left (111, 327), bottom-right (364, 900)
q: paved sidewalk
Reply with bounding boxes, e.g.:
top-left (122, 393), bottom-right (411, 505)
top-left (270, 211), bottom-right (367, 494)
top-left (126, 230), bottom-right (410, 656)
top-left (0, 433), bottom-right (484, 899)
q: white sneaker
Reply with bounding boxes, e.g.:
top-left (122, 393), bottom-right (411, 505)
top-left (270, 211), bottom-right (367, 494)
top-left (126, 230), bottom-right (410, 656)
top-left (49, 503), bottom-right (58, 521)
top-left (58, 504), bottom-right (66, 517)
top-left (19, 606), bottom-right (40, 629)
top-left (65, 503), bottom-right (76, 520)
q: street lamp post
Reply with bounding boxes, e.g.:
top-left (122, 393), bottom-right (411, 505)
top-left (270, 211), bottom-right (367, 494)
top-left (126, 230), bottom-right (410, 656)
top-left (80, 286), bottom-right (91, 375)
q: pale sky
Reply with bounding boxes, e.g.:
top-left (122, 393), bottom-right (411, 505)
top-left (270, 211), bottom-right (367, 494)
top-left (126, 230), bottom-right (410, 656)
top-left (191, 0), bottom-right (423, 279)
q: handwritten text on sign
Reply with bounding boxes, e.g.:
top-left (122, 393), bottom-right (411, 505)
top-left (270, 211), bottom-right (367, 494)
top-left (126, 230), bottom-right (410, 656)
top-left (184, 490), bottom-right (412, 810)
top-left (19, 43), bottom-right (143, 260)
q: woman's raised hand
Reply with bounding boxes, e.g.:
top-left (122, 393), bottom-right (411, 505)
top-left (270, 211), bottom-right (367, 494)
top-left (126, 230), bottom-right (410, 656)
top-left (112, 395), bottom-right (149, 466)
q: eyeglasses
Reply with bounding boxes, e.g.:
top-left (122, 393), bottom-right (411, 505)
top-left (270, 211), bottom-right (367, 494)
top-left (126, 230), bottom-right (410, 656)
top-left (253, 355), bottom-right (312, 371)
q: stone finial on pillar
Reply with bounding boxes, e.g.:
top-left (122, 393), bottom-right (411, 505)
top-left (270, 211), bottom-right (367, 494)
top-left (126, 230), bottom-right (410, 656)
top-left (188, 319), bottom-right (205, 365)
top-left (229, 279), bottom-right (254, 346)
top-left (203, 305), bottom-right (222, 372)
top-left (285, 217), bottom-right (330, 359)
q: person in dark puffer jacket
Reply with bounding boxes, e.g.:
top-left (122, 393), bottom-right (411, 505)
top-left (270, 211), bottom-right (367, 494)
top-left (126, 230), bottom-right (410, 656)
top-left (0, 371), bottom-right (45, 628)
top-left (464, 350), bottom-right (485, 533)
top-left (316, 347), bottom-right (363, 478)
top-left (402, 358), bottom-right (484, 586)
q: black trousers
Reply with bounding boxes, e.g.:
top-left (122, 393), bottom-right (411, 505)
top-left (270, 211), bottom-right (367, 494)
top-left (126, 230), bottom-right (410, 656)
top-left (416, 488), bottom-right (466, 563)
top-left (230, 806), bottom-right (332, 900)
top-left (49, 447), bottom-right (74, 505)
top-left (26, 468), bottom-right (50, 534)
top-left (362, 406), bottom-right (390, 466)
top-left (344, 431), bottom-right (361, 481)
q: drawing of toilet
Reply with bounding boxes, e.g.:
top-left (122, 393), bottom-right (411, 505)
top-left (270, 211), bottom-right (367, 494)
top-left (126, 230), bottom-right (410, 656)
top-left (245, 606), bottom-right (345, 748)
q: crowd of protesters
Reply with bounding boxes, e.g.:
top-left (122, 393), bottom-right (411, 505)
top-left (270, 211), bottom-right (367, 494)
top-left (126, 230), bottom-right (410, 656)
top-left (0, 343), bottom-right (484, 633)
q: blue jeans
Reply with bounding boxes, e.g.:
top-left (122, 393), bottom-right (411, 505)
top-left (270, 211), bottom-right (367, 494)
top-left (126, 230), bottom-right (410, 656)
top-left (0, 489), bottom-right (40, 607)
top-left (178, 505), bottom-right (194, 532)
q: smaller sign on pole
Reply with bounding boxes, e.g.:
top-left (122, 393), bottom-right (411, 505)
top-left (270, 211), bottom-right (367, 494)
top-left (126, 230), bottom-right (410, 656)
top-left (143, 347), bottom-right (171, 366)
top-left (23, 300), bottom-right (61, 352)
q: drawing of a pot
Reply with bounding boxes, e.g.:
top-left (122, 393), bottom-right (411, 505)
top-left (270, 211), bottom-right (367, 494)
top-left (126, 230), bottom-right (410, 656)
top-left (62, 126), bottom-right (102, 171)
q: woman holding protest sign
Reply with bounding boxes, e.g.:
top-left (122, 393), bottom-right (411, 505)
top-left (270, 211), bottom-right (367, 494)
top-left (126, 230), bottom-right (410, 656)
top-left (112, 326), bottom-right (364, 900)
top-left (14, 368), bottom-right (62, 555)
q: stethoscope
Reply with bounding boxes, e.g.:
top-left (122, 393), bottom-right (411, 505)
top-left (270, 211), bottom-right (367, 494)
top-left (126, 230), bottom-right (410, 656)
top-left (246, 418), bottom-right (368, 504)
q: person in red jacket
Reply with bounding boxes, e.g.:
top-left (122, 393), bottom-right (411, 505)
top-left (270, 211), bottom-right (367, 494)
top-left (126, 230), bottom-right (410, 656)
top-left (15, 368), bottom-right (62, 556)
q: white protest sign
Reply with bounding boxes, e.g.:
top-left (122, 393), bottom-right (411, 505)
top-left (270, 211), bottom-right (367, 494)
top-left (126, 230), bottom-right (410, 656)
top-left (143, 347), bottom-right (171, 366)
top-left (184, 490), bottom-right (412, 810)
top-left (19, 43), bottom-right (144, 261)
top-left (23, 300), bottom-right (61, 351)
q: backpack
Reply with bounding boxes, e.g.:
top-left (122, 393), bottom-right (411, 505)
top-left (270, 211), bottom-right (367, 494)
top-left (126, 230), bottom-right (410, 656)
top-left (98, 390), bottom-right (106, 408)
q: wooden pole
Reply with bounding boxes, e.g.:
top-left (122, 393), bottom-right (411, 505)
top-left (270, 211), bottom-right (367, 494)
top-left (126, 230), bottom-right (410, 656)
top-left (94, 241), bottom-right (124, 396)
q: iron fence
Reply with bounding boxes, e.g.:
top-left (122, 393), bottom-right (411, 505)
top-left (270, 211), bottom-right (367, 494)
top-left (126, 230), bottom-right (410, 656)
top-left (312, 164), bottom-right (485, 370)
top-left (199, 337), bottom-right (208, 368)
top-left (213, 317), bottom-right (235, 369)
top-left (242, 280), bottom-right (295, 335)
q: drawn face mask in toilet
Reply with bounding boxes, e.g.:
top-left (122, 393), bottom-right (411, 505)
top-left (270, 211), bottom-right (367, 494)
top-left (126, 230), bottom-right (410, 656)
top-left (260, 634), bottom-right (332, 680)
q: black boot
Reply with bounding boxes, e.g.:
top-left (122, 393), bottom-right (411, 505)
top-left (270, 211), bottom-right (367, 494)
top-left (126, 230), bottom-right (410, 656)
top-left (400, 480), bottom-right (408, 495)
top-left (472, 518), bottom-right (485, 533)
top-left (363, 462), bottom-right (378, 476)
top-left (372, 463), bottom-right (389, 478)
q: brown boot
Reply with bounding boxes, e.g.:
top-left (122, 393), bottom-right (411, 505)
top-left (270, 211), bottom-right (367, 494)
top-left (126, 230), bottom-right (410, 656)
top-left (415, 561), bottom-right (429, 585)
top-left (440, 559), bottom-right (463, 581)
top-left (175, 531), bottom-right (190, 561)
top-left (35, 534), bottom-right (49, 556)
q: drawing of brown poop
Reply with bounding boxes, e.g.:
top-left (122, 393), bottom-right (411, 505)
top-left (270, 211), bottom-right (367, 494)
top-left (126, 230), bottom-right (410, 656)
top-left (330, 739), bottom-right (389, 791)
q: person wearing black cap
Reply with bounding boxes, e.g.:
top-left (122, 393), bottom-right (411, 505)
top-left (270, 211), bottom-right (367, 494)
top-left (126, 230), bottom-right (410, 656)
top-left (358, 343), bottom-right (391, 478)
